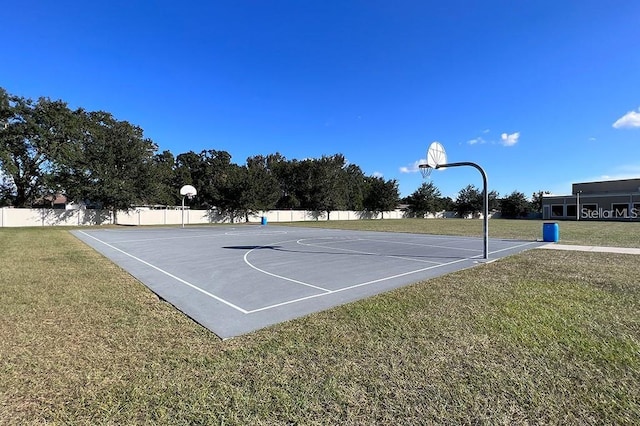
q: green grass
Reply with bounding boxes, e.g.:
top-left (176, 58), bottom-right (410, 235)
top-left (1, 222), bottom-right (639, 424)
top-left (279, 218), bottom-right (640, 248)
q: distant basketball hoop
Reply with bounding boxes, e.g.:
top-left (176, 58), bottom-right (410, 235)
top-left (180, 185), bottom-right (197, 198)
top-left (180, 185), bottom-right (197, 228)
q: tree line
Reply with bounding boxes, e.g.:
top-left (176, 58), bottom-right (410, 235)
top-left (0, 87), bottom-right (545, 221)
top-left (405, 181), bottom-right (547, 219)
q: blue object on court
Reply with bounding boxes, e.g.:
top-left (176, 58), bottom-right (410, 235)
top-left (261, 216), bottom-right (268, 225)
top-left (542, 222), bottom-right (559, 242)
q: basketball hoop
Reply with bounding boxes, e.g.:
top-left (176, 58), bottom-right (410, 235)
top-left (419, 141), bottom-right (448, 180)
top-left (418, 141), bottom-right (490, 260)
top-left (180, 185), bottom-right (197, 199)
top-left (419, 164), bottom-right (432, 179)
top-left (179, 185), bottom-right (198, 228)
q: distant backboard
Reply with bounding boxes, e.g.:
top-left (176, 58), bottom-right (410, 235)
top-left (180, 185), bottom-right (197, 198)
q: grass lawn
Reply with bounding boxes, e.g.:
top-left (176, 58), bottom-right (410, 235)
top-left (279, 218), bottom-right (640, 248)
top-left (1, 220), bottom-right (639, 424)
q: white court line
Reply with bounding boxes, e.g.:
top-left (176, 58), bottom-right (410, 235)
top-left (79, 230), bottom-right (541, 317)
top-left (94, 230), bottom-right (288, 244)
top-left (246, 240), bottom-right (542, 313)
top-left (247, 254), bottom-right (474, 313)
top-left (77, 231), bottom-right (249, 314)
top-left (224, 230), bottom-right (289, 236)
top-left (355, 237), bottom-right (484, 253)
top-left (296, 238), bottom-right (442, 264)
top-left (243, 242), bottom-right (333, 293)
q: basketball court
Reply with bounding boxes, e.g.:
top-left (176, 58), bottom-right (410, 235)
top-left (72, 225), bottom-right (544, 339)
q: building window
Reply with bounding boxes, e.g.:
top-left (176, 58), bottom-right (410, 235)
top-left (551, 205), bottom-right (564, 217)
top-left (566, 204), bottom-right (577, 217)
top-left (612, 203), bottom-right (630, 218)
top-left (581, 204), bottom-right (597, 219)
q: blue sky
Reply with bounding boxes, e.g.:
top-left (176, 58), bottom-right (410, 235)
top-left (2, 1), bottom-right (639, 198)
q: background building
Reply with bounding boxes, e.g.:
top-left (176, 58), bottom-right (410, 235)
top-left (542, 178), bottom-right (640, 221)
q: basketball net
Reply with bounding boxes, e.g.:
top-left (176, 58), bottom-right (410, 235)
top-left (419, 164), bottom-right (432, 179)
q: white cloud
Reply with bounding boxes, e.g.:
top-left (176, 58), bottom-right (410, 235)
top-left (612, 107), bottom-right (640, 129)
top-left (399, 160), bottom-right (424, 173)
top-left (482, 128), bottom-right (490, 134)
top-left (372, 171), bottom-right (383, 178)
top-left (500, 132), bottom-right (520, 146)
top-left (467, 137), bottom-right (486, 145)
top-left (596, 164), bottom-right (640, 181)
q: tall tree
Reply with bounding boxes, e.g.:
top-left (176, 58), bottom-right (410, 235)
top-left (405, 181), bottom-right (443, 217)
top-left (174, 150), bottom-right (234, 210)
top-left (455, 184), bottom-right (482, 218)
top-left (0, 92), bottom-right (77, 206)
top-left (217, 163), bottom-right (248, 222)
top-left (488, 190), bottom-right (500, 212)
top-left (291, 158), bottom-right (315, 210)
top-left (0, 173), bottom-right (13, 206)
top-left (0, 89), bottom-right (14, 206)
top-left (267, 153), bottom-right (301, 209)
top-left (151, 150), bottom-right (178, 206)
top-left (363, 177), bottom-right (400, 218)
top-left (309, 154), bottom-right (349, 219)
top-left (174, 150), bottom-right (200, 203)
top-left (500, 191), bottom-right (530, 218)
top-left (59, 110), bottom-right (158, 222)
top-left (242, 155), bottom-right (280, 215)
top-left (531, 190), bottom-right (550, 213)
top-left (344, 164), bottom-right (367, 211)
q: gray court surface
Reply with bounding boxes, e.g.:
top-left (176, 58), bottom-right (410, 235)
top-left (72, 225), bottom-right (544, 339)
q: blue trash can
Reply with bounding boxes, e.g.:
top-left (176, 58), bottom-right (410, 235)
top-left (542, 222), bottom-right (559, 242)
top-left (261, 216), bottom-right (268, 225)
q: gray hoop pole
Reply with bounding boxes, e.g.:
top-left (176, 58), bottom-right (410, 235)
top-left (435, 162), bottom-right (489, 259)
top-left (181, 196), bottom-right (186, 228)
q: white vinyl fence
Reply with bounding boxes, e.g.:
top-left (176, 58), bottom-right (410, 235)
top-left (0, 207), bottom-right (410, 227)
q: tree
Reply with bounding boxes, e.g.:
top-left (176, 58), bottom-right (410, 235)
top-left (0, 172), bottom-right (14, 206)
top-left (363, 177), bottom-right (400, 218)
top-left (0, 88), bottom-right (10, 123)
top-left (174, 151), bottom-right (200, 204)
top-left (405, 181), bottom-right (443, 217)
top-left (308, 154), bottom-right (349, 219)
top-left (0, 91), bottom-right (77, 206)
top-left (151, 150), bottom-right (178, 206)
top-left (240, 155), bottom-right (281, 218)
top-left (218, 163), bottom-right (248, 222)
top-left (291, 158), bottom-right (316, 210)
top-left (267, 153), bottom-right (301, 209)
top-left (531, 190), bottom-right (550, 213)
top-left (58, 110), bottom-right (158, 222)
top-left (454, 185), bottom-right (499, 218)
top-left (455, 184), bottom-right (482, 218)
top-left (344, 164), bottom-right (367, 211)
top-left (488, 190), bottom-right (500, 212)
top-left (174, 150), bottom-right (235, 210)
top-left (440, 196), bottom-right (456, 212)
top-left (500, 191), bottom-right (530, 218)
